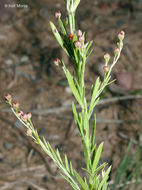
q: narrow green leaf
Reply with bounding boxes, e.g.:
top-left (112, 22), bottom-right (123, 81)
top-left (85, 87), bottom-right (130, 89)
top-left (63, 66), bottom-right (83, 107)
top-left (92, 142), bottom-right (104, 174)
top-left (85, 40), bottom-right (93, 55)
top-left (98, 166), bottom-right (111, 190)
top-left (50, 21), bottom-right (69, 55)
top-left (89, 97), bottom-right (100, 118)
top-left (50, 21), bottom-right (64, 47)
top-left (86, 49), bottom-right (93, 58)
top-left (58, 18), bottom-right (67, 35)
top-left (72, 102), bottom-right (79, 126)
top-left (65, 154), bottom-right (70, 172)
top-left (61, 174), bottom-right (78, 190)
top-left (91, 114), bottom-right (96, 150)
top-left (73, 0), bottom-right (80, 12)
top-left (94, 162), bottom-right (107, 175)
top-left (70, 161), bottom-right (75, 177)
top-left (56, 149), bottom-right (64, 165)
top-left (74, 170), bottom-right (89, 190)
top-left (89, 77), bottom-right (101, 116)
top-left (107, 79), bottom-right (116, 85)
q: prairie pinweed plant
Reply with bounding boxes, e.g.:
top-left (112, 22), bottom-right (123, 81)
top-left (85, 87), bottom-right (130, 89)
top-left (5, 0), bottom-right (125, 189)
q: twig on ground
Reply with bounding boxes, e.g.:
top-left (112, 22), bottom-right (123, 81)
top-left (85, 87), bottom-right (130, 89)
top-left (109, 178), bottom-right (142, 189)
top-left (0, 179), bottom-right (48, 190)
top-left (118, 132), bottom-right (142, 147)
top-left (1, 165), bottom-right (45, 177)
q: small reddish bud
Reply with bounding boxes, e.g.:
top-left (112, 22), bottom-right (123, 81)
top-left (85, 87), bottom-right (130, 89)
top-left (118, 31), bottom-right (125, 40)
top-left (68, 33), bottom-right (74, 40)
top-left (77, 30), bottom-right (82, 37)
top-left (5, 94), bottom-right (12, 102)
top-left (17, 110), bottom-right (23, 117)
top-left (55, 11), bottom-right (61, 19)
top-left (26, 112), bottom-right (32, 120)
top-left (75, 41), bottom-right (82, 48)
top-left (104, 53), bottom-right (110, 61)
top-left (13, 101), bottom-right (19, 109)
top-left (114, 47), bottom-right (120, 55)
top-left (103, 66), bottom-right (109, 73)
top-left (26, 128), bottom-right (32, 136)
top-left (54, 58), bottom-right (61, 66)
top-left (21, 113), bottom-right (28, 122)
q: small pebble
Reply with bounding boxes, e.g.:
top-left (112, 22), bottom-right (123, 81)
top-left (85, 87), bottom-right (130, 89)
top-left (64, 86), bottom-right (72, 94)
top-left (20, 55), bottom-right (30, 63)
top-left (115, 72), bottom-right (133, 91)
top-left (14, 120), bottom-right (23, 129)
top-left (4, 142), bottom-right (14, 150)
top-left (39, 7), bottom-right (50, 19)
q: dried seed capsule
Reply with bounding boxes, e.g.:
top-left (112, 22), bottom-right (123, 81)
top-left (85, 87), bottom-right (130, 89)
top-left (55, 11), bottom-right (61, 19)
top-left (68, 33), bottom-right (74, 40)
top-left (104, 53), bottom-right (110, 62)
top-left (103, 66), bottom-right (109, 73)
top-left (118, 31), bottom-right (125, 41)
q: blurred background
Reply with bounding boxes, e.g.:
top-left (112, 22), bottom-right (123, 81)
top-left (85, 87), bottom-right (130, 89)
top-left (0, 0), bottom-right (142, 189)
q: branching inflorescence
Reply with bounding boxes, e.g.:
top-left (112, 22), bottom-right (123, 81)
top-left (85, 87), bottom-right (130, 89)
top-left (5, 0), bottom-right (125, 189)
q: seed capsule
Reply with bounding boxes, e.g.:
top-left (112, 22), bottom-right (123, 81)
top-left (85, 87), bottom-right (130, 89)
top-left (118, 31), bottom-right (125, 40)
top-left (104, 53), bottom-right (110, 61)
top-left (103, 66), bottom-right (109, 73)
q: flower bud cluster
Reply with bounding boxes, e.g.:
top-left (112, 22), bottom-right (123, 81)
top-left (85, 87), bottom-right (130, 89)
top-left (103, 53), bottom-right (110, 73)
top-left (5, 94), bottom-right (32, 122)
top-left (20, 112), bottom-right (32, 122)
top-left (74, 29), bottom-right (85, 50)
top-left (116, 30), bottom-right (125, 50)
top-left (103, 31), bottom-right (125, 73)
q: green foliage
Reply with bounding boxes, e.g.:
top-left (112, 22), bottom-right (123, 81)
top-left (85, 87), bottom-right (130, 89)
top-left (110, 141), bottom-right (142, 190)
